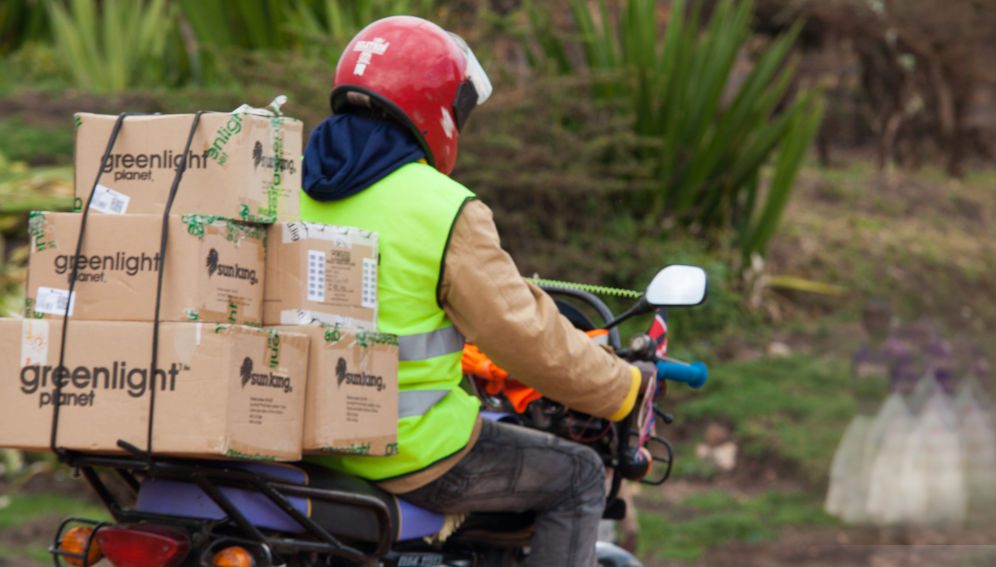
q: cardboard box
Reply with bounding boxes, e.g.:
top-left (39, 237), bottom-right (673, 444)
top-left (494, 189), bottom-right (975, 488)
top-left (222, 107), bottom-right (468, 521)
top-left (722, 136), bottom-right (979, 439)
top-left (272, 324), bottom-right (398, 456)
top-left (0, 319), bottom-right (309, 460)
top-left (264, 223), bottom-right (378, 329)
top-left (26, 212), bottom-right (265, 324)
top-left (74, 112), bottom-right (302, 222)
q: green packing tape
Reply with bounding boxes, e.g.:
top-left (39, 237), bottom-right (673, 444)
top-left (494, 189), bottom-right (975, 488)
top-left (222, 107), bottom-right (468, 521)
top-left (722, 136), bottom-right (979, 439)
top-left (527, 277), bottom-right (642, 298)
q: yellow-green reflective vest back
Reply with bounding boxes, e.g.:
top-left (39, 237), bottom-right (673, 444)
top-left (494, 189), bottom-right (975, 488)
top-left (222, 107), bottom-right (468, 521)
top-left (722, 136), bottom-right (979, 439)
top-left (300, 162), bottom-right (480, 480)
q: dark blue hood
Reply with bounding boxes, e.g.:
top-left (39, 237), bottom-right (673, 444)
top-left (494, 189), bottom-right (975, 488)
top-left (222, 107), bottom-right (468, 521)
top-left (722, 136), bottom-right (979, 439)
top-left (302, 114), bottom-right (424, 202)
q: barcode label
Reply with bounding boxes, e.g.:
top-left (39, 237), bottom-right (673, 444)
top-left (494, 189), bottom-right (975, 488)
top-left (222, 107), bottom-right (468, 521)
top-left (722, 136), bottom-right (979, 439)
top-left (361, 257), bottom-right (377, 309)
top-left (307, 250), bottom-right (326, 302)
top-left (34, 287), bottom-right (76, 316)
top-left (89, 184), bottom-right (130, 214)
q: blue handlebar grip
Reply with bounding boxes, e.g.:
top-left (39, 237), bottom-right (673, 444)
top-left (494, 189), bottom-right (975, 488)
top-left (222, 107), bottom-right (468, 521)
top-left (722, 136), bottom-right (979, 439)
top-left (656, 360), bottom-right (708, 389)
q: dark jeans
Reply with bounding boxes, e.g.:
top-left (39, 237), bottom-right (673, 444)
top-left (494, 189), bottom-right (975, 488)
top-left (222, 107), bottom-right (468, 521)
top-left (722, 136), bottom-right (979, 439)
top-left (401, 418), bottom-right (606, 566)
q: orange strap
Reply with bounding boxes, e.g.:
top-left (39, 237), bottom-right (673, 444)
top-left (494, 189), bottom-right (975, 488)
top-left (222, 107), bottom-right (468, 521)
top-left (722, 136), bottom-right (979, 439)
top-left (503, 381), bottom-right (543, 413)
top-left (462, 343), bottom-right (509, 396)
top-left (461, 330), bottom-right (609, 413)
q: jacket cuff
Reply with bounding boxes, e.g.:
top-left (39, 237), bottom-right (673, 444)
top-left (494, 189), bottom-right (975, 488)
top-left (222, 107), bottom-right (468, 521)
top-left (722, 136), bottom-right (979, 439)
top-left (608, 366), bottom-right (643, 422)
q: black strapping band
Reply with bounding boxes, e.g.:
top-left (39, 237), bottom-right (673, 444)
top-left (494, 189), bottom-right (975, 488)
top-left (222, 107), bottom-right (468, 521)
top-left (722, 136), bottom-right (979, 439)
top-left (50, 112), bottom-right (141, 456)
top-left (144, 111), bottom-right (204, 466)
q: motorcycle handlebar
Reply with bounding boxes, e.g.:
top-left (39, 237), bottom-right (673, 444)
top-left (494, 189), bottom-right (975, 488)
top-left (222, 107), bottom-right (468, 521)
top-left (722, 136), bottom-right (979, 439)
top-left (656, 359), bottom-right (708, 389)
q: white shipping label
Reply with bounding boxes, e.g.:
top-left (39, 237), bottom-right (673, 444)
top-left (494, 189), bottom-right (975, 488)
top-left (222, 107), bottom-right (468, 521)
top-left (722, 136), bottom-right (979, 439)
top-left (362, 257), bottom-right (377, 309)
top-left (311, 224), bottom-right (352, 248)
top-left (307, 250), bottom-right (327, 302)
top-left (279, 309), bottom-right (375, 330)
top-left (88, 184), bottom-right (130, 214)
top-left (20, 319), bottom-right (50, 367)
top-left (282, 221), bottom-right (378, 247)
top-left (34, 287), bottom-right (76, 316)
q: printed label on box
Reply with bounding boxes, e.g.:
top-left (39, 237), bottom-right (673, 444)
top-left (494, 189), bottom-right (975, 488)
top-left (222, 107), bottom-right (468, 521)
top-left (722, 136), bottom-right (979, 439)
top-left (307, 250), bottom-right (326, 302)
top-left (34, 287), bottom-right (76, 316)
top-left (89, 184), bottom-right (131, 214)
top-left (264, 222), bottom-right (377, 329)
top-left (362, 257), bottom-right (377, 309)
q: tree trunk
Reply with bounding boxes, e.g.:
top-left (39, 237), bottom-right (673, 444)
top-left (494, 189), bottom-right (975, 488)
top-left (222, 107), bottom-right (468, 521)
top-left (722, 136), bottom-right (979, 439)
top-left (879, 111), bottom-right (903, 173)
top-left (925, 58), bottom-right (964, 177)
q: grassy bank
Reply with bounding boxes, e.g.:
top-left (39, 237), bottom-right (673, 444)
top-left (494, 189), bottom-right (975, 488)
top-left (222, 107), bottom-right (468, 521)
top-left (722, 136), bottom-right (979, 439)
top-left (637, 488), bottom-right (835, 562)
top-left (0, 490), bottom-right (108, 563)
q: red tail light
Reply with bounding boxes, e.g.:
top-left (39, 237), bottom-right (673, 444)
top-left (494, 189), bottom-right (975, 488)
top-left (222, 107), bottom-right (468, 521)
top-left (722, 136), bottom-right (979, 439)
top-left (95, 525), bottom-right (190, 567)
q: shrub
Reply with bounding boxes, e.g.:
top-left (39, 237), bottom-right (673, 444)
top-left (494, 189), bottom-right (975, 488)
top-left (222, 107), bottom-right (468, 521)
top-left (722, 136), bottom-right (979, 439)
top-left (527, 0), bottom-right (824, 262)
top-left (46, 0), bottom-right (179, 92)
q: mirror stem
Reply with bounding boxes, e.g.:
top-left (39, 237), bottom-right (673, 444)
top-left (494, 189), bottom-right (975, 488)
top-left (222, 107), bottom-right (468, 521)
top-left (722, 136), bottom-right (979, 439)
top-left (605, 295), bottom-right (650, 329)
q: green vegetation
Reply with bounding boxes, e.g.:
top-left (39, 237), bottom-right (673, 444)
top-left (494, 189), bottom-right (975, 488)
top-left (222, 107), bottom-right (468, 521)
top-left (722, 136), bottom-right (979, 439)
top-left (0, 118), bottom-right (74, 165)
top-left (0, 0), bottom-right (48, 55)
top-left (0, 153), bottom-right (73, 316)
top-left (0, 1), bottom-right (992, 563)
top-left (773, 162), bottom-right (996, 342)
top-left (5, 0), bottom-right (824, 267)
top-left (46, 0), bottom-right (178, 92)
top-left (677, 356), bottom-right (855, 483)
top-left (7, 0), bottom-right (442, 90)
top-left (0, 491), bottom-right (109, 562)
top-left (528, 0), bottom-right (824, 262)
top-left (637, 489), bottom-right (836, 561)
top-left (0, 491), bottom-right (107, 530)
top-left (284, 0), bottom-right (439, 57)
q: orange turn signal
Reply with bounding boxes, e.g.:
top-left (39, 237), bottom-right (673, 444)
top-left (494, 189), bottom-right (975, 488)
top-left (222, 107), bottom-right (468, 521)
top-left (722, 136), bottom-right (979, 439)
top-left (58, 526), bottom-right (103, 567)
top-left (212, 545), bottom-right (255, 567)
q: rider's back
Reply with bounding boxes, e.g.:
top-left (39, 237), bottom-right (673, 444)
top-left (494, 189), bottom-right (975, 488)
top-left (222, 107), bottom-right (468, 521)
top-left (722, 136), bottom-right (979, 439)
top-left (302, 150), bottom-right (480, 482)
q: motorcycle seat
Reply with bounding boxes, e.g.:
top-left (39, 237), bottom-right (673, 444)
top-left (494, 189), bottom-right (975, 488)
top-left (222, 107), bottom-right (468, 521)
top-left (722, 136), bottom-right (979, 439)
top-left (135, 461), bottom-right (444, 544)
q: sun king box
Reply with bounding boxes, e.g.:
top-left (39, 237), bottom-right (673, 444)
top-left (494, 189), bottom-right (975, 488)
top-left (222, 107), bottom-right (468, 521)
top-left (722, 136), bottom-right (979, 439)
top-left (0, 319), bottom-right (309, 460)
top-left (264, 222), bottom-right (378, 329)
top-left (25, 212), bottom-right (265, 324)
top-left (74, 112), bottom-right (302, 222)
top-left (271, 324), bottom-right (398, 456)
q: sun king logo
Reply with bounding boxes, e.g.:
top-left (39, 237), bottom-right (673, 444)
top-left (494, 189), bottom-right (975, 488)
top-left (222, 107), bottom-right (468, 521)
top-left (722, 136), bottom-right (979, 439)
top-left (100, 150), bottom-right (209, 182)
top-left (239, 357), bottom-right (292, 393)
top-left (206, 248), bottom-right (218, 276)
top-left (205, 248), bottom-right (258, 285)
top-left (252, 141), bottom-right (297, 174)
top-left (54, 252), bottom-right (161, 283)
top-left (335, 357), bottom-right (385, 391)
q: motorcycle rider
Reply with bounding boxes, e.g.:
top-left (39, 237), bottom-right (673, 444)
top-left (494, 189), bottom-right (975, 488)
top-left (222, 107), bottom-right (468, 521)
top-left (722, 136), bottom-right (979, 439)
top-left (301, 16), bottom-right (650, 565)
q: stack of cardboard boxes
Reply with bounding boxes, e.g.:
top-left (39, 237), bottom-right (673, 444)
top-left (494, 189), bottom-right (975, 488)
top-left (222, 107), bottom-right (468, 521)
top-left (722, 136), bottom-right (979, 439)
top-left (0, 111), bottom-right (399, 461)
top-left (265, 220), bottom-right (399, 456)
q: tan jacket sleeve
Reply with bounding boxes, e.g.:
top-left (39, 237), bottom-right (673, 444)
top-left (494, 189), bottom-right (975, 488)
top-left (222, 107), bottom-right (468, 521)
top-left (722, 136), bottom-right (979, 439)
top-left (439, 199), bottom-right (640, 420)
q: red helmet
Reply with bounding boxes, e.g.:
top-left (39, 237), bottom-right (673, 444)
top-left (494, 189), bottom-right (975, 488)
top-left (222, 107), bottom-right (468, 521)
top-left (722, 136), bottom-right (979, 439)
top-left (331, 16), bottom-right (492, 175)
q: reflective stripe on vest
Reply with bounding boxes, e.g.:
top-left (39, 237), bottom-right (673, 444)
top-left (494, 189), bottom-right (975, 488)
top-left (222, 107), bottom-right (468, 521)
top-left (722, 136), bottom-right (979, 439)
top-left (398, 326), bottom-right (465, 362)
top-left (399, 389), bottom-right (451, 419)
top-left (300, 162), bottom-right (480, 481)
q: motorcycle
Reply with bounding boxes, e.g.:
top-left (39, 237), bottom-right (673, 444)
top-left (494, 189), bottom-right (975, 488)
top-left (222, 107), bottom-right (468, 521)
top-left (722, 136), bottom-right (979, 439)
top-left (47, 264), bottom-right (708, 567)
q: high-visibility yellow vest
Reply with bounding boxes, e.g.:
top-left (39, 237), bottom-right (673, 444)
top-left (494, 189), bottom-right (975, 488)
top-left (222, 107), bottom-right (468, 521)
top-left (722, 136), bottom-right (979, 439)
top-left (301, 162), bottom-right (480, 480)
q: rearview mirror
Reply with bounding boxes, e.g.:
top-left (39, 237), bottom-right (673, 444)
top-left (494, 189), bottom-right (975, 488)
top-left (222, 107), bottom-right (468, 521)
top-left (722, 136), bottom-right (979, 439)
top-left (645, 265), bottom-right (707, 307)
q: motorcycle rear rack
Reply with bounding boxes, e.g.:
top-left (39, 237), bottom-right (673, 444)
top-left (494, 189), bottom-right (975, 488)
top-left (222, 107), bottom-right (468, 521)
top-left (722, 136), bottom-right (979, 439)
top-left (57, 442), bottom-right (393, 565)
